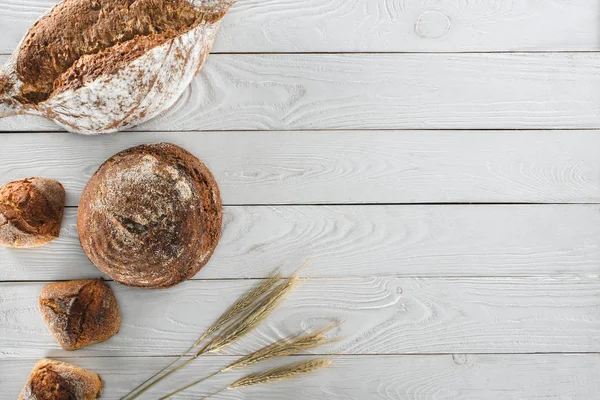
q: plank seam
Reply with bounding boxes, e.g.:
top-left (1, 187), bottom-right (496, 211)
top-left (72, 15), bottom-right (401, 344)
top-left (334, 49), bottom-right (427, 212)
top-left (4, 127), bottom-right (600, 134)
top-left (6, 352), bottom-right (600, 360)
top-left (3, 275), bottom-right (599, 284)
top-left (4, 51), bottom-right (600, 57)
top-left (60, 203), bottom-right (600, 208)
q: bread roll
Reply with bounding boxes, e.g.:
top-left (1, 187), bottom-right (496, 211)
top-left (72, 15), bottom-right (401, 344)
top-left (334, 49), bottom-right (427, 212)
top-left (19, 358), bottom-right (102, 400)
top-left (39, 279), bottom-right (121, 351)
top-left (78, 143), bottom-right (222, 288)
top-left (0, 177), bottom-right (65, 248)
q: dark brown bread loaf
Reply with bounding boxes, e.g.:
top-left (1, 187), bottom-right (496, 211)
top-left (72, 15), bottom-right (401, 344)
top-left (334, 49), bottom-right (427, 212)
top-left (78, 143), bottom-right (222, 288)
top-left (0, 177), bottom-right (65, 248)
top-left (39, 279), bottom-right (121, 351)
top-left (18, 359), bottom-right (102, 400)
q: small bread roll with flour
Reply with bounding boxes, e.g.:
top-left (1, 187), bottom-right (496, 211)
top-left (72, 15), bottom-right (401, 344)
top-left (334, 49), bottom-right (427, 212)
top-left (19, 359), bottom-right (102, 400)
top-left (0, 177), bottom-right (65, 248)
top-left (39, 279), bottom-right (121, 351)
top-left (78, 143), bottom-right (222, 288)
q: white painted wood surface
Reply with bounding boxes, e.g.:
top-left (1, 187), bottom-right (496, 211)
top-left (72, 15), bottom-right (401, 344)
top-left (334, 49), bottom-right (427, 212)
top-left (1, 1), bottom-right (599, 398)
top-left (2, 278), bottom-right (599, 357)
top-left (3, 53), bottom-right (600, 131)
top-left (2, 205), bottom-right (600, 281)
top-left (1, 0), bottom-right (599, 53)
top-left (2, 355), bottom-right (600, 399)
top-left (1, 131), bottom-right (599, 204)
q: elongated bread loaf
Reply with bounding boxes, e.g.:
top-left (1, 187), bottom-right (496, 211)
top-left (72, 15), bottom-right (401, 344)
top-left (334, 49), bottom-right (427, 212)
top-left (0, 0), bottom-right (232, 133)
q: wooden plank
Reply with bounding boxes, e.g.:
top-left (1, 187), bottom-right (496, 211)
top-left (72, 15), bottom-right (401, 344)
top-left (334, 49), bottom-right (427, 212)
top-left (2, 53), bottom-right (600, 131)
top-left (1, 131), bottom-right (599, 205)
top-left (1, 278), bottom-right (598, 357)
top-left (2, 354), bottom-right (600, 399)
top-left (2, 205), bottom-right (600, 281)
top-left (0, 0), bottom-right (599, 54)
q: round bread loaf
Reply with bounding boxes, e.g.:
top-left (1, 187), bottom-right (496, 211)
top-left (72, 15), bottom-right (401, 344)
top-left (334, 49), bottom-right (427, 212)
top-left (78, 143), bottom-right (222, 288)
top-left (0, 177), bottom-right (65, 248)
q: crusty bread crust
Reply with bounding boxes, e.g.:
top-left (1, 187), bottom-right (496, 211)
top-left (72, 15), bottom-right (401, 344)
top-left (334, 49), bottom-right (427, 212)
top-left (19, 359), bottom-right (102, 400)
top-left (78, 143), bottom-right (222, 288)
top-left (52, 33), bottom-right (172, 96)
top-left (39, 279), bottom-right (121, 351)
top-left (0, 0), bottom-right (232, 134)
top-left (0, 177), bottom-right (65, 248)
top-left (16, 0), bottom-right (204, 103)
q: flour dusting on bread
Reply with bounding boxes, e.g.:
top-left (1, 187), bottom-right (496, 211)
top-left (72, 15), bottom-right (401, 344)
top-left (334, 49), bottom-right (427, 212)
top-left (78, 143), bottom-right (222, 288)
top-left (0, 177), bottom-right (65, 248)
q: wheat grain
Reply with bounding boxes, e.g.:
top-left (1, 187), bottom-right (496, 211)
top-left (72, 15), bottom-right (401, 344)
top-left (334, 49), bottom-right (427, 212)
top-left (196, 359), bottom-right (333, 400)
top-left (205, 275), bottom-right (298, 353)
top-left (225, 322), bottom-right (339, 371)
top-left (122, 270), bottom-right (282, 400)
top-left (124, 263), bottom-right (311, 400)
top-left (230, 358), bottom-right (333, 389)
top-left (194, 270), bottom-right (282, 346)
top-left (160, 323), bottom-right (339, 398)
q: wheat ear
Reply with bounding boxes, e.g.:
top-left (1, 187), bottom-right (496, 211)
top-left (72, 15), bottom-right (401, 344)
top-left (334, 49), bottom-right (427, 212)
top-left (135, 265), bottom-right (306, 399)
top-left (225, 322), bottom-right (339, 370)
top-left (122, 270), bottom-right (282, 400)
top-left (157, 276), bottom-right (299, 400)
top-left (194, 270), bottom-right (283, 346)
top-left (160, 322), bottom-right (339, 398)
top-left (198, 359), bottom-right (333, 400)
top-left (204, 275), bottom-right (298, 353)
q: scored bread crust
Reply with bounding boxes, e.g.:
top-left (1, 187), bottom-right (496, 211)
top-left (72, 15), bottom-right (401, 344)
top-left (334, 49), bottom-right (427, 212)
top-left (78, 143), bottom-right (222, 288)
top-left (0, 177), bottom-right (65, 248)
top-left (19, 359), bottom-right (102, 400)
top-left (39, 279), bottom-right (121, 351)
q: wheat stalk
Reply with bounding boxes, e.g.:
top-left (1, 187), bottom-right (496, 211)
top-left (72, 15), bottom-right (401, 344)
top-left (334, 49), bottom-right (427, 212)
top-left (159, 322), bottom-right (339, 398)
top-left (121, 270), bottom-right (283, 400)
top-left (198, 359), bottom-right (333, 400)
top-left (127, 264), bottom-right (307, 400)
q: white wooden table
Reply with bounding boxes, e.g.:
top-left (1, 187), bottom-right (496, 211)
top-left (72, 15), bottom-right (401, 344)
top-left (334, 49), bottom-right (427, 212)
top-left (1, 1), bottom-right (600, 398)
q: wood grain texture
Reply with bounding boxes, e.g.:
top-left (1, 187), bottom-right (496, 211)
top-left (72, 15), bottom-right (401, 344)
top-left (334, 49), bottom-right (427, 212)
top-left (1, 0), bottom-right (599, 54)
top-left (3, 53), bottom-right (600, 131)
top-left (1, 278), bottom-right (598, 357)
top-left (2, 354), bottom-right (600, 399)
top-left (1, 2), bottom-right (598, 397)
top-left (0, 130), bottom-right (598, 205)
top-left (2, 205), bottom-right (600, 281)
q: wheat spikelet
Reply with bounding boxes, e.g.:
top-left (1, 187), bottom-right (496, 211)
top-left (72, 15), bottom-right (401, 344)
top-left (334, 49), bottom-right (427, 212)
top-left (122, 270), bottom-right (282, 400)
top-left (187, 360), bottom-right (333, 399)
top-left (194, 270), bottom-right (282, 346)
top-left (125, 262), bottom-right (311, 400)
top-left (159, 322), bottom-right (339, 399)
top-left (204, 273), bottom-right (299, 353)
top-left (225, 322), bottom-right (340, 371)
top-left (158, 274), bottom-right (299, 397)
top-left (229, 359), bottom-right (333, 389)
